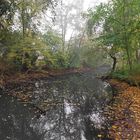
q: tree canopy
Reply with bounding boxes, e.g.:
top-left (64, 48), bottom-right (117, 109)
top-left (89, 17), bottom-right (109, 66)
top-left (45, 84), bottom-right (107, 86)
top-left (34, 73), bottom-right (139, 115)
top-left (86, 0), bottom-right (140, 71)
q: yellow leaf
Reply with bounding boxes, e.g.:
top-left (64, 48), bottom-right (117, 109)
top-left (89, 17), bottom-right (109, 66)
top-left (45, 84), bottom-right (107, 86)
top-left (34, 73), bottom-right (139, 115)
top-left (97, 134), bottom-right (102, 138)
top-left (112, 125), bottom-right (117, 129)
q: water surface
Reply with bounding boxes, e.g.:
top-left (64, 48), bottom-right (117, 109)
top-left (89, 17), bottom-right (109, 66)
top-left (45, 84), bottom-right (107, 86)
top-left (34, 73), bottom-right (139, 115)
top-left (0, 72), bottom-right (113, 140)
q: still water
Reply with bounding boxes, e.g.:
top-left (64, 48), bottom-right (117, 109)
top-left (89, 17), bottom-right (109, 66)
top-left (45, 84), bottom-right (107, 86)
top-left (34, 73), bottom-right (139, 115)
top-left (0, 72), bottom-right (113, 140)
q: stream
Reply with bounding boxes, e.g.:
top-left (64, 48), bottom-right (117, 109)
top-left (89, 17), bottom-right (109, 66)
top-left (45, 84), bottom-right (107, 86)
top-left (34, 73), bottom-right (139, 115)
top-left (0, 68), bottom-right (113, 140)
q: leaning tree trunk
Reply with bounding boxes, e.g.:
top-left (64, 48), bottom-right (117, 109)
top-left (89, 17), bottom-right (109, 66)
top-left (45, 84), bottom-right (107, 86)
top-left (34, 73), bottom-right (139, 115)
top-left (110, 54), bottom-right (117, 72)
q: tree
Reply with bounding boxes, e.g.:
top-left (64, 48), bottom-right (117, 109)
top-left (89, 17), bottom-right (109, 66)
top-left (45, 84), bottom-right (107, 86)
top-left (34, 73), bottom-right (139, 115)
top-left (0, 0), bottom-right (15, 30)
top-left (0, 0), bottom-right (58, 72)
top-left (86, 0), bottom-right (140, 71)
top-left (12, 0), bottom-right (57, 37)
top-left (86, 3), bottom-right (119, 71)
top-left (53, 0), bottom-right (84, 48)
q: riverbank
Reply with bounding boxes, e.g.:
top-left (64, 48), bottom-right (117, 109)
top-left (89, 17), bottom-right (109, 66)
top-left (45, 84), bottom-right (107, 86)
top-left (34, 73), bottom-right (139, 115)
top-left (106, 79), bottom-right (140, 139)
top-left (0, 67), bottom-right (92, 88)
top-left (109, 67), bottom-right (140, 86)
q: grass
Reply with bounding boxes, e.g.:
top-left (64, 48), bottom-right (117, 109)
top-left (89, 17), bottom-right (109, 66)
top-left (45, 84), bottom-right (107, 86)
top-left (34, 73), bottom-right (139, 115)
top-left (111, 69), bottom-right (129, 80)
top-left (110, 64), bottom-right (140, 85)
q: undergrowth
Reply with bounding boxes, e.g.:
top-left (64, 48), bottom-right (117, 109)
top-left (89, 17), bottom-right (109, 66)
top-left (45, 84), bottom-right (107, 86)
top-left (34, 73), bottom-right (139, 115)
top-left (110, 64), bottom-right (140, 81)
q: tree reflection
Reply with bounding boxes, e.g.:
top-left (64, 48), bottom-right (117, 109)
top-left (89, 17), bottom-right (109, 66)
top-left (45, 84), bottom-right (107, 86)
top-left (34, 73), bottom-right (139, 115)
top-left (30, 73), bottom-right (112, 139)
top-left (0, 73), bottom-right (113, 140)
top-left (0, 95), bottom-right (47, 140)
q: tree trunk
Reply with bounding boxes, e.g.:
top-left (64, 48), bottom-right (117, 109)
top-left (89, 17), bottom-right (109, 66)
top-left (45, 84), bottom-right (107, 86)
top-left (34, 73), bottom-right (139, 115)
top-left (136, 49), bottom-right (140, 63)
top-left (21, 0), bottom-right (26, 39)
top-left (123, 0), bottom-right (132, 70)
top-left (125, 43), bottom-right (132, 70)
top-left (110, 54), bottom-right (117, 72)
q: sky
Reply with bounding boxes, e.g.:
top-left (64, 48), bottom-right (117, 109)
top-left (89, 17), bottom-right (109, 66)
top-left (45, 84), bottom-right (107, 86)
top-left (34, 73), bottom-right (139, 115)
top-left (83, 0), bottom-right (108, 11)
top-left (12, 0), bottom-right (108, 36)
top-left (64, 0), bottom-right (108, 40)
top-left (29, 0), bottom-right (109, 39)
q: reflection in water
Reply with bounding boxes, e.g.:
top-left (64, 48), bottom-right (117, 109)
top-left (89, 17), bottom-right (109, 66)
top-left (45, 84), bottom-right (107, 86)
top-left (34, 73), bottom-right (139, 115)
top-left (1, 72), bottom-right (113, 140)
top-left (0, 95), bottom-right (45, 140)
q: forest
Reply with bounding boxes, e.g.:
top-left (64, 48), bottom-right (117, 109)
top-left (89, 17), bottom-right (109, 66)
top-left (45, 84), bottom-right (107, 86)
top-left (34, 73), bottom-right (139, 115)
top-left (1, 0), bottom-right (140, 79)
top-left (0, 0), bottom-right (103, 75)
top-left (0, 0), bottom-right (140, 139)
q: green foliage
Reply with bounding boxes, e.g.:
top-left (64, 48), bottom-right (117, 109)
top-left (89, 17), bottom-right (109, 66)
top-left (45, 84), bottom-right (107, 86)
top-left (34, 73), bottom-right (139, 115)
top-left (111, 69), bottom-right (129, 80)
top-left (43, 30), bottom-right (62, 47)
top-left (67, 47), bottom-right (81, 68)
top-left (7, 36), bottom-right (44, 71)
top-left (129, 64), bottom-right (140, 76)
top-left (42, 31), bottom-right (70, 69)
top-left (0, 0), bottom-right (11, 17)
top-left (54, 51), bottom-right (70, 68)
top-left (86, 0), bottom-right (140, 71)
top-left (43, 50), bottom-right (70, 69)
top-left (2, 0), bottom-right (134, 74)
top-left (111, 63), bottom-right (140, 80)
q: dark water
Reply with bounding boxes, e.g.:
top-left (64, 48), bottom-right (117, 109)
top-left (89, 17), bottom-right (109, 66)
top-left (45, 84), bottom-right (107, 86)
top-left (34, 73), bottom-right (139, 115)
top-left (0, 72), bottom-right (113, 140)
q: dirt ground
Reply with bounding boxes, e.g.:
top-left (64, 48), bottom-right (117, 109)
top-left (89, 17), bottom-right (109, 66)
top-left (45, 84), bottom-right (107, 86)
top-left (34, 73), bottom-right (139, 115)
top-left (106, 79), bottom-right (140, 140)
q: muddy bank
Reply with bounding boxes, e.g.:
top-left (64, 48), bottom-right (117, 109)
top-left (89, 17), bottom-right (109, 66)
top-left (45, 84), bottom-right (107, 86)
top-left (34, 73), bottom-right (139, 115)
top-left (0, 67), bottom-right (92, 88)
top-left (105, 79), bottom-right (140, 139)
